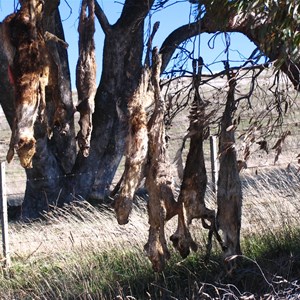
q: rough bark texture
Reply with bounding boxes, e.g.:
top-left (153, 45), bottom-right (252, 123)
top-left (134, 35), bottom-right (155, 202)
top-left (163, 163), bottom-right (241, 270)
top-left (76, 0), bottom-right (96, 157)
top-left (144, 48), bottom-right (179, 272)
top-left (0, 0), bottom-right (76, 219)
top-left (217, 68), bottom-right (242, 260)
top-left (68, 1), bottom-right (155, 202)
top-left (24, 6), bottom-right (76, 216)
top-left (113, 68), bottom-right (150, 224)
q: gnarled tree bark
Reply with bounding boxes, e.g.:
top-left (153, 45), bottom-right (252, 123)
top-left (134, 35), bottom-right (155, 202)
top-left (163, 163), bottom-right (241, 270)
top-left (66, 0), bottom-right (155, 202)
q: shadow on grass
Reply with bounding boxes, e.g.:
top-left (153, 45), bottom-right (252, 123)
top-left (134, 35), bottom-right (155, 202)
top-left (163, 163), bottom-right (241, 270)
top-left (99, 228), bottom-right (300, 299)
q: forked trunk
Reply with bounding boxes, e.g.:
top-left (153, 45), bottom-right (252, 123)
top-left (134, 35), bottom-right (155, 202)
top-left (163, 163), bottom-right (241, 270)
top-left (64, 13), bottom-right (145, 202)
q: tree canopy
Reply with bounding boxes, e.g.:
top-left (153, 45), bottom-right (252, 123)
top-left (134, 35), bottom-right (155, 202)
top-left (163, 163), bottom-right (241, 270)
top-left (0, 0), bottom-right (299, 271)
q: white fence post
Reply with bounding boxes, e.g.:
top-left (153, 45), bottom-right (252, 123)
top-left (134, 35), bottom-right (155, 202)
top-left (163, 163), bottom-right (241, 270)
top-left (210, 135), bottom-right (219, 194)
top-left (0, 161), bottom-right (10, 268)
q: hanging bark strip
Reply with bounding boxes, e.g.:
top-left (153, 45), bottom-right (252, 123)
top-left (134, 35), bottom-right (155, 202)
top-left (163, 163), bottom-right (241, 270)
top-left (3, 0), bottom-right (63, 168)
top-left (217, 62), bottom-right (242, 262)
top-left (76, 0), bottom-right (97, 157)
top-left (170, 58), bottom-right (223, 260)
top-left (144, 47), bottom-right (179, 272)
top-left (113, 68), bottom-right (150, 224)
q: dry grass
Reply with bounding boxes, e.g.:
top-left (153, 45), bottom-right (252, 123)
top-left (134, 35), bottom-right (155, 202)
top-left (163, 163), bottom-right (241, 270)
top-left (0, 165), bottom-right (299, 299)
top-left (1, 69), bottom-right (300, 298)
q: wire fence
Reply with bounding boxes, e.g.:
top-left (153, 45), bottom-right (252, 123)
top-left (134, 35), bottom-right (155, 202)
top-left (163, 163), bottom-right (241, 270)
top-left (1, 102), bottom-right (300, 206)
top-left (1, 94), bottom-right (300, 268)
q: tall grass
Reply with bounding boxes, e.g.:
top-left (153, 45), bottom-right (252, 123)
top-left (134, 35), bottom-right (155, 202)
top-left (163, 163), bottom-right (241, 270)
top-left (1, 167), bottom-right (300, 299)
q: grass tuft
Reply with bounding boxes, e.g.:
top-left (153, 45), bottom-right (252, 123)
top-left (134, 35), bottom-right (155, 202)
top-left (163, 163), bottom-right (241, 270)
top-left (1, 168), bottom-right (300, 299)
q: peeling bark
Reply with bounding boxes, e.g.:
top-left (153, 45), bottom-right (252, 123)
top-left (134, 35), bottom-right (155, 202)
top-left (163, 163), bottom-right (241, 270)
top-left (217, 66), bottom-right (242, 261)
top-left (76, 0), bottom-right (97, 157)
top-left (144, 48), bottom-right (179, 272)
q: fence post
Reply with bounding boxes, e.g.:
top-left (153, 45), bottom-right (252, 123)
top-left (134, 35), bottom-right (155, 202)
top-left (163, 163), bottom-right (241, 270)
top-left (0, 161), bottom-right (10, 268)
top-left (210, 135), bottom-right (219, 194)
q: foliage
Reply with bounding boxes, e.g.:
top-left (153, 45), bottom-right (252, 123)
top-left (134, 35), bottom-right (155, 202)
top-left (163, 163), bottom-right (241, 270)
top-left (238, 0), bottom-right (300, 65)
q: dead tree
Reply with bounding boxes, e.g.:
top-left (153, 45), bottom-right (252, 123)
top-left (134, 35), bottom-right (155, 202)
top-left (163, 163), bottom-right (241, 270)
top-left (76, 0), bottom-right (97, 157)
top-left (217, 62), bottom-right (242, 261)
top-left (170, 58), bottom-right (223, 260)
top-left (144, 48), bottom-right (179, 272)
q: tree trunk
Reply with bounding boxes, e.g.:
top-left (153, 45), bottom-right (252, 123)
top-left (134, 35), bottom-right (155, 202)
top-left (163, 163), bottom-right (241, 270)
top-left (22, 6), bottom-right (76, 219)
top-left (0, 1), bottom-right (76, 219)
top-left (65, 15), bottom-right (145, 202)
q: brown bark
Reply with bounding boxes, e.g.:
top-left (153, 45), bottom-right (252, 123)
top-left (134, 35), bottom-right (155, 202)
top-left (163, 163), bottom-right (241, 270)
top-left (144, 48), bottom-right (179, 272)
top-left (76, 0), bottom-right (97, 157)
top-left (217, 66), bottom-right (242, 261)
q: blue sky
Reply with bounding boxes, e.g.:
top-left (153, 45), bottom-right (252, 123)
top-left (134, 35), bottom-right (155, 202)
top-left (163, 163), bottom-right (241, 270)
top-left (0, 1), bottom-right (258, 88)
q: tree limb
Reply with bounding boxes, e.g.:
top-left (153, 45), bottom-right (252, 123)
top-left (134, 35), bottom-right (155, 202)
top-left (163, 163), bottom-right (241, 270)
top-left (159, 8), bottom-right (300, 89)
top-left (116, 0), bottom-right (155, 30)
top-left (94, 0), bottom-right (111, 35)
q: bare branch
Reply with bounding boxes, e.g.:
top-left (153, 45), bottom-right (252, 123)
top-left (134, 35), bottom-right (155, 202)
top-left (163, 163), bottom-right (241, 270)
top-left (94, 0), bottom-right (111, 35)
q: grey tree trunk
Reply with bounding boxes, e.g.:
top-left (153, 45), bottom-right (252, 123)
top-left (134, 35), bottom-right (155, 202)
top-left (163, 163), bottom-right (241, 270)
top-left (0, 2), bottom-right (76, 219)
top-left (21, 7), bottom-right (76, 219)
top-left (65, 2), bottom-right (149, 202)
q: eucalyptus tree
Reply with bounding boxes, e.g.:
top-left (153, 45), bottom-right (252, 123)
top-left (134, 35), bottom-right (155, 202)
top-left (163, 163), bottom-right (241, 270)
top-left (0, 1), bottom-right (299, 264)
